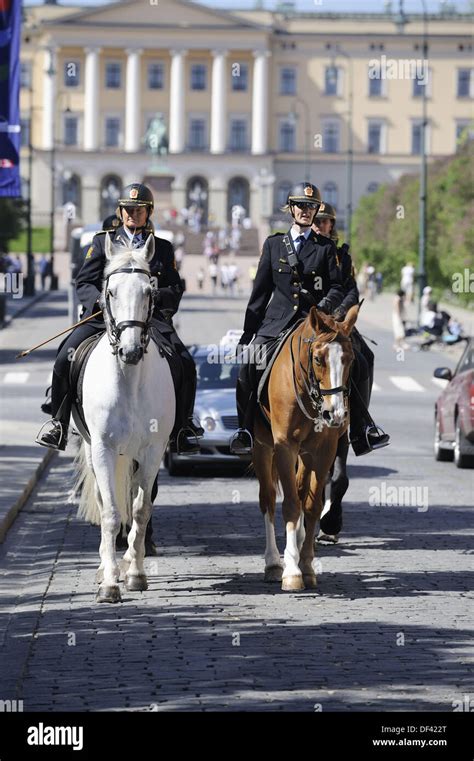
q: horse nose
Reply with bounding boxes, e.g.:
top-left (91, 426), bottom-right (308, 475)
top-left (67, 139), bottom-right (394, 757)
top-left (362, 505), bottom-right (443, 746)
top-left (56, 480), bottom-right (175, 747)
top-left (118, 347), bottom-right (143, 365)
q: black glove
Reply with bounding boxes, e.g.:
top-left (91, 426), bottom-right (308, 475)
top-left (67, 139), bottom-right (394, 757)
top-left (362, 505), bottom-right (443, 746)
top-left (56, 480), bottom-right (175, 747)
top-left (332, 306), bottom-right (347, 322)
top-left (317, 300), bottom-right (330, 315)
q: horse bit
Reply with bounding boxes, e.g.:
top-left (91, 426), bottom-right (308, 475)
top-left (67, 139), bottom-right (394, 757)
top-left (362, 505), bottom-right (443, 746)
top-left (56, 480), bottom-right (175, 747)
top-left (290, 332), bottom-right (350, 431)
top-left (104, 267), bottom-right (155, 356)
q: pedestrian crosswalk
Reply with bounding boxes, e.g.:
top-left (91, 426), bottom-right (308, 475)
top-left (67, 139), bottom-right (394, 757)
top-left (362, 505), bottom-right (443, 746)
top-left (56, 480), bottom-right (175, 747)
top-left (0, 371), bottom-right (449, 394)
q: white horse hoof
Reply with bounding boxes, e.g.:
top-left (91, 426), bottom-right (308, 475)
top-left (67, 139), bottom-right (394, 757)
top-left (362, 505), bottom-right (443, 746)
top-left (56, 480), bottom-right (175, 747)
top-left (264, 565), bottom-right (283, 582)
top-left (96, 585), bottom-right (122, 604)
top-left (281, 575), bottom-right (304, 592)
top-left (125, 574), bottom-right (148, 592)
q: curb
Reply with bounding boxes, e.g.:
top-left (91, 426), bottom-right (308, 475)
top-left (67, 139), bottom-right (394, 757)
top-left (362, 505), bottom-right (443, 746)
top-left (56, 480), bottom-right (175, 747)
top-left (0, 448), bottom-right (57, 544)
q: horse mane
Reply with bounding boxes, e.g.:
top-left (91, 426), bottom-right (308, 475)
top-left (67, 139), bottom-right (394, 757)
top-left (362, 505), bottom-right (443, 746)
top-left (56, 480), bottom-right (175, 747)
top-left (104, 247), bottom-right (151, 279)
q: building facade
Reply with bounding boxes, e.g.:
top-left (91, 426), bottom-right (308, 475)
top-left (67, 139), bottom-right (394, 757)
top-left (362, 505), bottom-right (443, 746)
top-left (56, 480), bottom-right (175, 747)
top-left (21, 0), bottom-right (473, 235)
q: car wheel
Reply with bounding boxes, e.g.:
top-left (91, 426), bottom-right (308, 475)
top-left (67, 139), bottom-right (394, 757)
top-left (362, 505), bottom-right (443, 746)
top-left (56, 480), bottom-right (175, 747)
top-left (167, 451), bottom-right (190, 477)
top-left (454, 419), bottom-right (474, 469)
top-left (434, 415), bottom-right (453, 462)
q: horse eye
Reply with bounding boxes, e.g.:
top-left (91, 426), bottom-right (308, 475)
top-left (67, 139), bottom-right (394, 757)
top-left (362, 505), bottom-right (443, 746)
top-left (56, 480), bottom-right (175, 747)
top-left (314, 355), bottom-right (321, 366)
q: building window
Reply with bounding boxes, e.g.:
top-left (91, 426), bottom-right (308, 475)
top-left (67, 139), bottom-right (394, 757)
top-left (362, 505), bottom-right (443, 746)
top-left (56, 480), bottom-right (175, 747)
top-left (325, 66), bottom-right (339, 96)
top-left (411, 121), bottom-right (429, 155)
top-left (279, 121), bottom-right (296, 152)
top-left (148, 63), bottom-right (164, 90)
top-left (105, 117), bottom-right (121, 147)
top-left (229, 119), bottom-right (247, 151)
top-left (186, 176), bottom-right (208, 224)
top-left (413, 69), bottom-right (430, 97)
top-left (231, 63), bottom-right (248, 91)
top-left (191, 64), bottom-right (207, 91)
top-left (457, 68), bottom-right (472, 98)
top-left (367, 182), bottom-right (379, 193)
top-left (100, 175), bottom-right (122, 219)
top-left (64, 61), bottom-right (80, 88)
top-left (227, 177), bottom-right (250, 222)
top-left (105, 62), bottom-right (121, 89)
top-left (455, 120), bottom-right (473, 149)
top-left (62, 174), bottom-right (81, 216)
top-left (368, 121), bottom-right (385, 154)
top-left (189, 118), bottom-right (206, 150)
top-left (277, 181), bottom-right (292, 208)
top-left (280, 67), bottom-right (296, 95)
top-left (20, 62), bottom-right (32, 89)
top-left (64, 115), bottom-right (78, 146)
top-left (322, 120), bottom-right (340, 153)
top-left (368, 72), bottom-right (383, 97)
top-left (20, 118), bottom-right (30, 148)
top-left (323, 182), bottom-right (338, 207)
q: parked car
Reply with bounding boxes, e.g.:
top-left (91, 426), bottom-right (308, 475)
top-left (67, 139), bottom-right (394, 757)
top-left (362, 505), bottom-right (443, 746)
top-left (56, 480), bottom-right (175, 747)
top-left (165, 341), bottom-right (251, 475)
top-left (433, 337), bottom-right (474, 468)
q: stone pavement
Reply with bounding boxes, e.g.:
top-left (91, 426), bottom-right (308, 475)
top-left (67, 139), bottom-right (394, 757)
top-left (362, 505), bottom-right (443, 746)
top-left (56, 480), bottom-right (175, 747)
top-left (0, 450), bottom-right (472, 712)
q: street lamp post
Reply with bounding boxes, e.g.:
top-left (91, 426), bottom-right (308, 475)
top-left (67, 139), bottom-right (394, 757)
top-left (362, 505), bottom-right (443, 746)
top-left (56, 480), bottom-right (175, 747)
top-left (24, 64), bottom-right (35, 296)
top-left (329, 46), bottom-right (353, 245)
top-left (46, 51), bottom-right (59, 290)
top-left (395, 0), bottom-right (428, 323)
top-left (289, 97), bottom-right (310, 182)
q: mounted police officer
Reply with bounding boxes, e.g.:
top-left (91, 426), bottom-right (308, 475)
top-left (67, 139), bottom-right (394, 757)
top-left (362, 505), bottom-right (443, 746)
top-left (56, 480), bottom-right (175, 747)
top-left (313, 202), bottom-right (389, 455)
top-left (230, 181), bottom-right (344, 455)
top-left (36, 182), bottom-right (203, 454)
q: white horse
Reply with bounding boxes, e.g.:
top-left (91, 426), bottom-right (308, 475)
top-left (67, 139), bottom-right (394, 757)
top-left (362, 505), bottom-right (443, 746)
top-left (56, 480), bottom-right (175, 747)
top-left (76, 233), bottom-right (175, 603)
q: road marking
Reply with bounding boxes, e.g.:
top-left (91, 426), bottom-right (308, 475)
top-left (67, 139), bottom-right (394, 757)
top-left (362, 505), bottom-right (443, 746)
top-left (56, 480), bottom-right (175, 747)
top-left (389, 376), bottom-right (425, 392)
top-left (3, 372), bottom-right (29, 384)
top-left (432, 377), bottom-right (448, 388)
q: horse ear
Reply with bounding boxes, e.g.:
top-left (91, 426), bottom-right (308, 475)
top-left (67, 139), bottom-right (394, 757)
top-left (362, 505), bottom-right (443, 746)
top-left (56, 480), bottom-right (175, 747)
top-left (309, 306), bottom-right (321, 330)
top-left (104, 232), bottom-right (113, 261)
top-left (143, 234), bottom-right (155, 263)
top-left (340, 304), bottom-right (359, 335)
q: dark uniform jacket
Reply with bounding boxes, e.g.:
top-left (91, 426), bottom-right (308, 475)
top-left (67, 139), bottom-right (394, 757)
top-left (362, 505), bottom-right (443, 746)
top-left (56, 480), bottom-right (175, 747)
top-left (337, 242), bottom-right (359, 313)
top-left (75, 225), bottom-right (183, 323)
top-left (242, 229), bottom-right (343, 340)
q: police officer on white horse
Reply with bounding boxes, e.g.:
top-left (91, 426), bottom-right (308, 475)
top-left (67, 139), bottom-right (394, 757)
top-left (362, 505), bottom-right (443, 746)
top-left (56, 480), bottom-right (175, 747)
top-left (36, 182), bottom-right (203, 454)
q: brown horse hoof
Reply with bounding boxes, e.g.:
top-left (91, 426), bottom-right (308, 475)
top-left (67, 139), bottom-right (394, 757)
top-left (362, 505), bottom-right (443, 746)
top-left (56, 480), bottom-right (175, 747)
top-left (125, 574), bottom-right (148, 592)
top-left (96, 585), bottom-right (122, 604)
top-left (281, 574), bottom-right (304, 591)
top-left (303, 573), bottom-right (317, 589)
top-left (264, 565), bottom-right (283, 582)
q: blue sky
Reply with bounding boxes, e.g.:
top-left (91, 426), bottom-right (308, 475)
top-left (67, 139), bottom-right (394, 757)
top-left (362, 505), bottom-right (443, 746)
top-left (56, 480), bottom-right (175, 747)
top-left (24, 0), bottom-right (473, 12)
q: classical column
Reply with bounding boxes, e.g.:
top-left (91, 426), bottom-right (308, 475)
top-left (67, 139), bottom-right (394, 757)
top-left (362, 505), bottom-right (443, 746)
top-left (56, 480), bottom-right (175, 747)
top-left (84, 47), bottom-right (101, 151)
top-left (251, 50), bottom-right (270, 155)
top-left (42, 47), bottom-right (57, 151)
top-left (169, 49), bottom-right (187, 154)
top-left (125, 48), bottom-right (142, 152)
top-left (210, 50), bottom-right (227, 154)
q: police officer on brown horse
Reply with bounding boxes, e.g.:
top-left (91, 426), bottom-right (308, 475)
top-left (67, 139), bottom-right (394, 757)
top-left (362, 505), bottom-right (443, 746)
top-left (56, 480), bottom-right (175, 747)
top-left (313, 201), bottom-right (389, 455)
top-left (230, 181), bottom-right (344, 454)
top-left (36, 182), bottom-right (203, 454)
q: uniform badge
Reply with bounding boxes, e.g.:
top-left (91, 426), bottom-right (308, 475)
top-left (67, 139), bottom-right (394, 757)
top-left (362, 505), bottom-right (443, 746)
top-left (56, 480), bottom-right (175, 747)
top-left (130, 188), bottom-right (138, 199)
top-left (85, 245), bottom-right (94, 259)
top-left (319, 203), bottom-right (325, 212)
top-left (304, 185), bottom-right (313, 197)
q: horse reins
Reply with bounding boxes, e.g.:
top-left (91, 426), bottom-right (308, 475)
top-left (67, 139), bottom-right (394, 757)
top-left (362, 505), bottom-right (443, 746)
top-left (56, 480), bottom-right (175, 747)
top-left (104, 266), bottom-right (154, 355)
top-left (290, 330), bottom-right (350, 428)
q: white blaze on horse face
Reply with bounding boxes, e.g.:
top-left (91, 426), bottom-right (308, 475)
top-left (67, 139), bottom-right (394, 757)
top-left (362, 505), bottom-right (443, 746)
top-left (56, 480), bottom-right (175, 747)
top-left (325, 342), bottom-right (346, 425)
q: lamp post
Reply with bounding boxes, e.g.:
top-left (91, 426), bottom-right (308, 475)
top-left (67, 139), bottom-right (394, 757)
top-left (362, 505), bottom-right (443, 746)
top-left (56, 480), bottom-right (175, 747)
top-left (395, 0), bottom-right (428, 323)
top-left (24, 60), bottom-right (35, 296)
top-left (46, 50), bottom-right (58, 290)
top-left (289, 96), bottom-right (310, 181)
top-left (329, 46), bottom-right (353, 245)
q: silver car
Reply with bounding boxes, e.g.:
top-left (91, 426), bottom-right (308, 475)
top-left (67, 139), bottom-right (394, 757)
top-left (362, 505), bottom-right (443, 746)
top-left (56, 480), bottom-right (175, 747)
top-left (165, 345), bottom-right (252, 475)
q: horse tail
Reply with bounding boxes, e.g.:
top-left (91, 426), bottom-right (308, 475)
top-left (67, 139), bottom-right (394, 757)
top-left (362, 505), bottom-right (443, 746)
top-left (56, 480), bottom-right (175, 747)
top-left (75, 441), bottom-right (101, 526)
top-left (75, 442), bottom-right (133, 527)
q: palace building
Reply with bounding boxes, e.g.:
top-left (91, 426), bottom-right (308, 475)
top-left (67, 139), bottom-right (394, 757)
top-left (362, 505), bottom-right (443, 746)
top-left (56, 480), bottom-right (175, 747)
top-left (21, 0), bottom-right (473, 235)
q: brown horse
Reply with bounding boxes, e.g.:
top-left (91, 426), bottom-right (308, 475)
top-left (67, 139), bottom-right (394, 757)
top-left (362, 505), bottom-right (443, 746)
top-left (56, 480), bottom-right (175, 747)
top-left (253, 304), bottom-right (359, 591)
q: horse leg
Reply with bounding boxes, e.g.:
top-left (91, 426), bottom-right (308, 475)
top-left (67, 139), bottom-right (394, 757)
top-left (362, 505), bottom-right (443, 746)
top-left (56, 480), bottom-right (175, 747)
top-left (296, 456), bottom-right (310, 553)
top-left (319, 431), bottom-right (349, 542)
top-left (274, 438), bottom-right (304, 592)
top-left (253, 436), bottom-right (282, 582)
top-left (91, 445), bottom-right (122, 603)
top-left (300, 444), bottom-right (338, 588)
top-left (124, 450), bottom-right (161, 592)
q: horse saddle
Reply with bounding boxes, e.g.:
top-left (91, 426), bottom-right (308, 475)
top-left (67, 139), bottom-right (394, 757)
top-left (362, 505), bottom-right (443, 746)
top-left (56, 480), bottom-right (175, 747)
top-left (256, 320), bottom-right (304, 425)
top-left (70, 329), bottom-right (183, 444)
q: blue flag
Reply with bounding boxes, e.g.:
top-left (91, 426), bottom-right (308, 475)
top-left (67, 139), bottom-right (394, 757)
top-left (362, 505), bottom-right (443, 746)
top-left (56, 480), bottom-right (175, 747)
top-left (0, 0), bottom-right (21, 197)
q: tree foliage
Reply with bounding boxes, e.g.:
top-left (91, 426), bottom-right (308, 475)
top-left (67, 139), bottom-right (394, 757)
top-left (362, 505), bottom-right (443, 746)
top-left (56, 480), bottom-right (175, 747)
top-left (0, 199), bottom-right (27, 253)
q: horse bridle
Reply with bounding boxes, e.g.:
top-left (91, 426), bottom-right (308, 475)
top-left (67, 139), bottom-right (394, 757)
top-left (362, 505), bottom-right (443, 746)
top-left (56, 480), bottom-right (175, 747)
top-left (290, 331), bottom-right (350, 427)
top-left (104, 267), bottom-right (154, 355)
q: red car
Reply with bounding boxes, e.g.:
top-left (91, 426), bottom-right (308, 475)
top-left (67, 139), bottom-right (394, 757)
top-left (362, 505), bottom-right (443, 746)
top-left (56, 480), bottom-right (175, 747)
top-left (434, 337), bottom-right (474, 468)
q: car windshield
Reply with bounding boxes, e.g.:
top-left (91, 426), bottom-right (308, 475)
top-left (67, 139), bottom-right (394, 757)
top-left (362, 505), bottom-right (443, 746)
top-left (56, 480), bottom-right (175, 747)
top-left (195, 354), bottom-right (239, 390)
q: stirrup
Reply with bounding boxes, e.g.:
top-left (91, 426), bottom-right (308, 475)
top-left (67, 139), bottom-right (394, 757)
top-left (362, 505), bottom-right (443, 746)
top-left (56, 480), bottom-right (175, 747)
top-left (229, 429), bottom-right (253, 455)
top-left (366, 424), bottom-right (390, 450)
top-left (35, 419), bottom-right (67, 451)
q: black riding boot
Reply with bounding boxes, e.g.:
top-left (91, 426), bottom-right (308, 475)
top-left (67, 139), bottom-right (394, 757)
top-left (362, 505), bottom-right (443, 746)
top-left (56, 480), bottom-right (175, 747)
top-left (170, 372), bottom-right (203, 455)
top-left (350, 376), bottom-right (390, 456)
top-left (36, 371), bottom-right (71, 451)
top-left (230, 362), bottom-right (256, 454)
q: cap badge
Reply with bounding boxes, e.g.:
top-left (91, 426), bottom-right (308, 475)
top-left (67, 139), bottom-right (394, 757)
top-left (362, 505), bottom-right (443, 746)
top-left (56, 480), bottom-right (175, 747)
top-left (304, 186), bottom-right (313, 197)
top-left (130, 188), bottom-right (138, 199)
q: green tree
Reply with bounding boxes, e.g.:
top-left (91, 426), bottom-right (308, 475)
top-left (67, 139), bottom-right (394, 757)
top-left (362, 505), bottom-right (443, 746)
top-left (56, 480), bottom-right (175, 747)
top-left (0, 198), bottom-right (27, 254)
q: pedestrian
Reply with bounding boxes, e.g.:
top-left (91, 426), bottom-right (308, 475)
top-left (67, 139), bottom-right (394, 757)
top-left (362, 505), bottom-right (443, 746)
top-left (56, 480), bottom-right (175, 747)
top-left (393, 289), bottom-right (408, 350)
top-left (38, 255), bottom-right (49, 291)
top-left (209, 261), bottom-right (218, 294)
top-left (227, 260), bottom-right (239, 296)
top-left (174, 245), bottom-right (184, 273)
top-left (197, 267), bottom-right (205, 291)
top-left (366, 264), bottom-right (376, 300)
top-left (375, 271), bottom-right (383, 294)
top-left (401, 261), bottom-right (415, 303)
top-left (420, 285), bottom-right (432, 325)
top-left (220, 263), bottom-right (230, 293)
